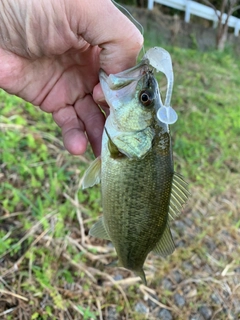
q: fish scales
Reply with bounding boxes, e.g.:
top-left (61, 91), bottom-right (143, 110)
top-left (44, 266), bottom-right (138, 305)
top-left (102, 130), bottom-right (173, 271)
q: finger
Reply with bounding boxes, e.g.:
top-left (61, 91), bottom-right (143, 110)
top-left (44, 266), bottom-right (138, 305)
top-left (74, 94), bottom-right (106, 157)
top-left (70, 0), bottom-right (143, 74)
top-left (53, 106), bottom-right (88, 155)
top-left (92, 82), bottom-right (109, 109)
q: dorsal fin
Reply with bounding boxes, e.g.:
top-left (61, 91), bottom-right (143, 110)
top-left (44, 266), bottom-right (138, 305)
top-left (82, 156), bottom-right (101, 189)
top-left (168, 172), bottom-right (190, 220)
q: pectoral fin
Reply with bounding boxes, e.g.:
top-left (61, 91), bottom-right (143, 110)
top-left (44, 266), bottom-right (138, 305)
top-left (152, 223), bottom-right (175, 257)
top-left (168, 172), bottom-right (190, 220)
top-left (89, 216), bottom-right (110, 240)
top-left (82, 156), bottom-right (101, 189)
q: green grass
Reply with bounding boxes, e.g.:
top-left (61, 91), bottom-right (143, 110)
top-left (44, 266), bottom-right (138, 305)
top-left (1, 43), bottom-right (240, 319)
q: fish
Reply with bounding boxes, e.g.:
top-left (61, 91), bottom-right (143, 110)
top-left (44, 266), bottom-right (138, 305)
top-left (82, 50), bottom-right (189, 285)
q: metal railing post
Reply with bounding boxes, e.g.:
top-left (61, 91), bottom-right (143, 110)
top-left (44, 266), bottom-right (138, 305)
top-left (148, 0), bottom-right (154, 10)
top-left (185, 0), bottom-right (191, 23)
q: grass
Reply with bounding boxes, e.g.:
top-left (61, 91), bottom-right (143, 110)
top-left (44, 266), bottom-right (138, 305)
top-left (1, 41), bottom-right (240, 318)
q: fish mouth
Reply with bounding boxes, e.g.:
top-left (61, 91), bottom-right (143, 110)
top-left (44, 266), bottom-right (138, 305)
top-left (99, 59), bottom-right (150, 91)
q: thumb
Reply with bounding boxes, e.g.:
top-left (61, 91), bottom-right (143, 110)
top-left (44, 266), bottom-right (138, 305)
top-left (76, 0), bottom-right (143, 103)
top-left (78, 0), bottom-right (143, 74)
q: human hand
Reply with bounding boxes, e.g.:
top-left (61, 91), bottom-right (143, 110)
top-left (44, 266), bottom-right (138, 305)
top-left (0, 0), bottom-right (143, 156)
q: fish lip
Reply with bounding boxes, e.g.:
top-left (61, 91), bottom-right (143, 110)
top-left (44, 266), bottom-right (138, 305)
top-left (99, 69), bottom-right (108, 82)
top-left (99, 59), bottom-right (150, 90)
top-left (100, 59), bottom-right (149, 78)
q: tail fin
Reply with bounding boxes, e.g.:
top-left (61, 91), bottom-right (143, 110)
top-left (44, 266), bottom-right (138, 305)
top-left (135, 269), bottom-right (147, 286)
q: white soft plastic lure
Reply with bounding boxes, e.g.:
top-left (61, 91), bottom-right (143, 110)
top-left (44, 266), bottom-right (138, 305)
top-left (144, 47), bottom-right (178, 125)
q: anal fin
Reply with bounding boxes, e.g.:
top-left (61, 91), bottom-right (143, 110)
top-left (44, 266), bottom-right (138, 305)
top-left (82, 156), bottom-right (101, 189)
top-left (89, 216), bottom-right (110, 240)
top-left (152, 223), bottom-right (175, 257)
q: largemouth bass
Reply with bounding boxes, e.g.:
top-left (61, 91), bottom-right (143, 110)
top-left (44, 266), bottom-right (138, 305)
top-left (83, 48), bottom-right (189, 284)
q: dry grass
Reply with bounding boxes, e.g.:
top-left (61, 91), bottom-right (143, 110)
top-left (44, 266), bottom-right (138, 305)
top-left (1, 45), bottom-right (240, 319)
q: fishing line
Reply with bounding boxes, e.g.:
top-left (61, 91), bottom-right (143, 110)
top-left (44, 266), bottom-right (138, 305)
top-left (111, 0), bottom-right (145, 55)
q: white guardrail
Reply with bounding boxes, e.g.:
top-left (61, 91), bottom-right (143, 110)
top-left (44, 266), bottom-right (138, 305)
top-left (148, 0), bottom-right (240, 36)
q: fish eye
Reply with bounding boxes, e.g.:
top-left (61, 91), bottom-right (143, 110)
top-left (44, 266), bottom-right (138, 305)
top-left (139, 90), bottom-right (154, 107)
